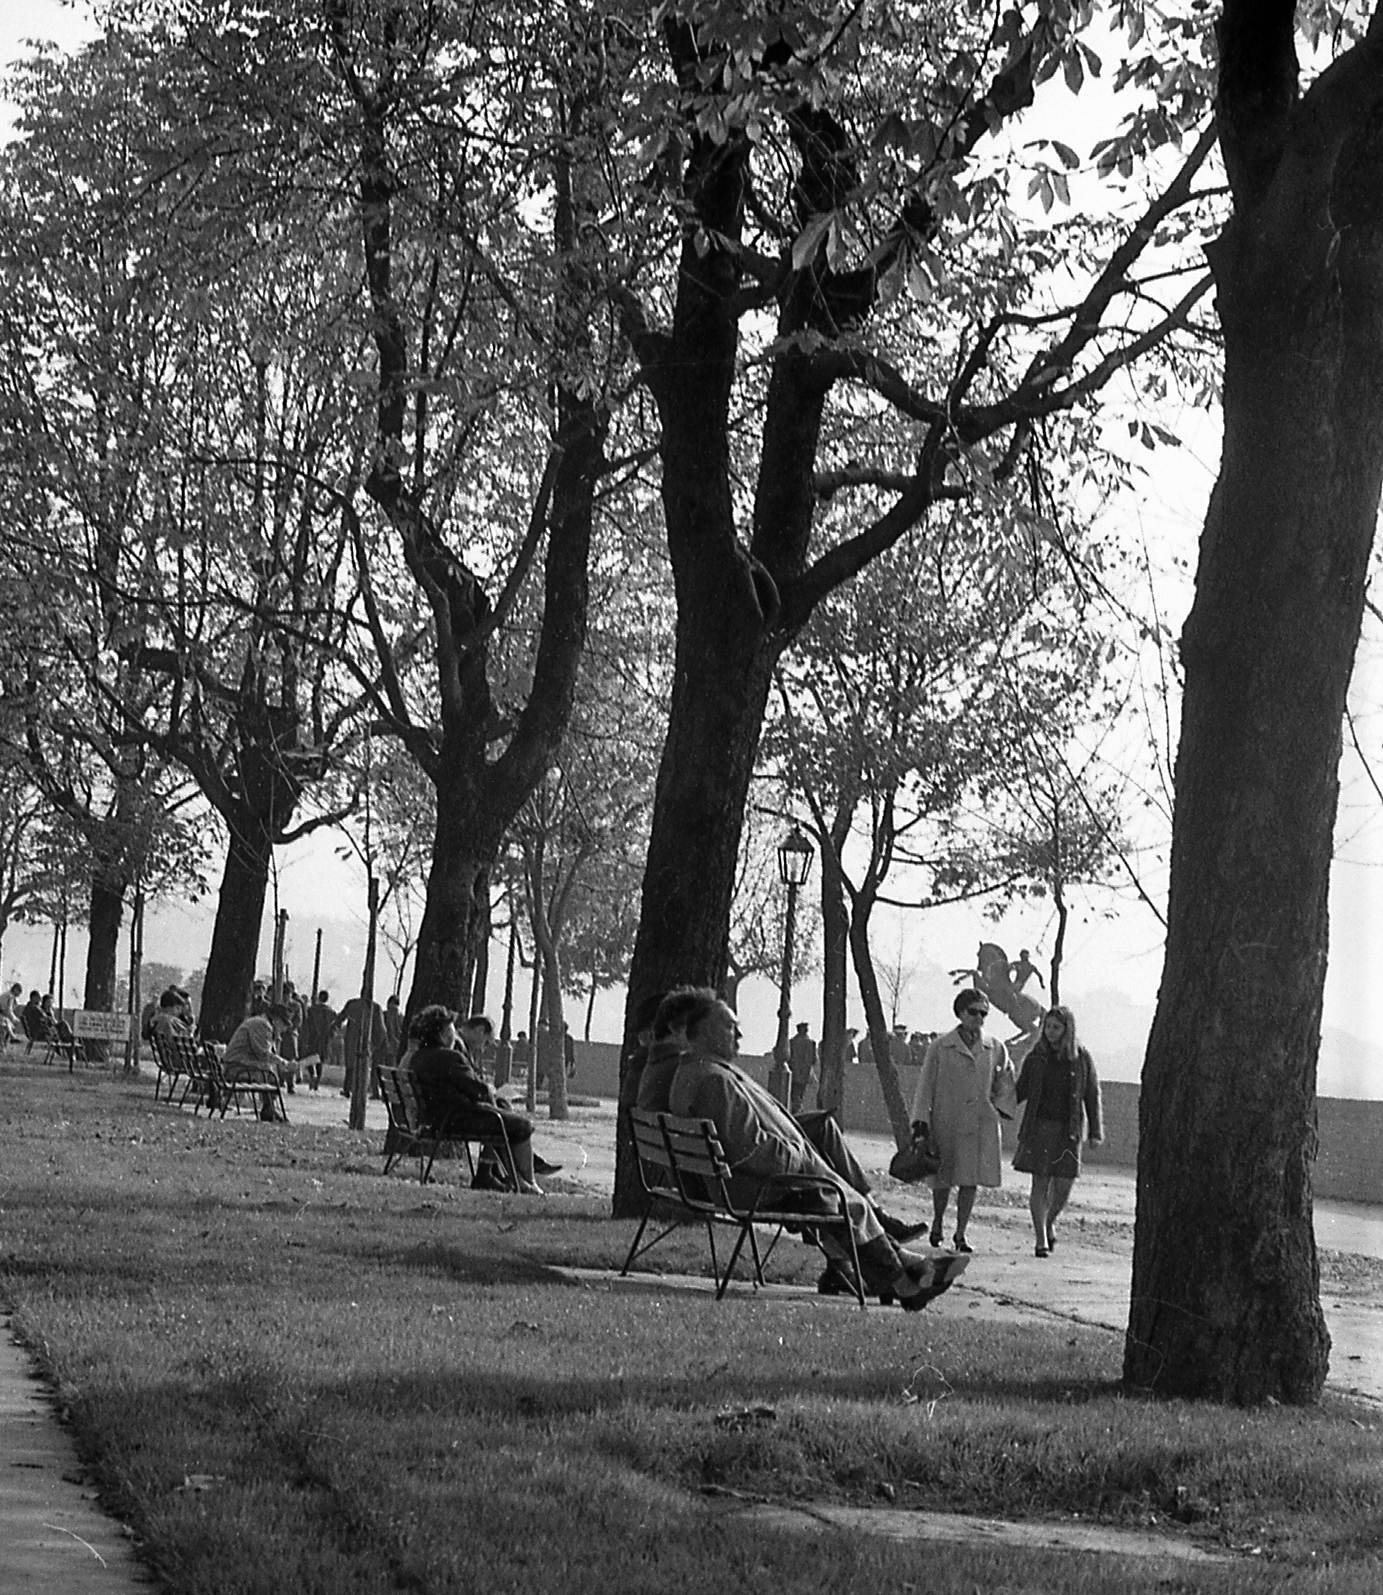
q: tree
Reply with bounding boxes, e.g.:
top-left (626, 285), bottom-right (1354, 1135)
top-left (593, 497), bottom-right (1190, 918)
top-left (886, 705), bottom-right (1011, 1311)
top-left (770, 510), bottom-right (1109, 1138)
top-left (0, 755), bottom-right (56, 968)
top-left (616, 1), bottom-right (1216, 1108)
top-left (0, 33), bottom-right (216, 1014)
top-left (315, 0), bottom-right (629, 1025)
top-left (1125, 1), bottom-right (1383, 1405)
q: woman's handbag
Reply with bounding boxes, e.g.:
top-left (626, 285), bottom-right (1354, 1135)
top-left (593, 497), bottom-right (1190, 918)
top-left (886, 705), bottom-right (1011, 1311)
top-left (889, 1123), bottom-right (941, 1183)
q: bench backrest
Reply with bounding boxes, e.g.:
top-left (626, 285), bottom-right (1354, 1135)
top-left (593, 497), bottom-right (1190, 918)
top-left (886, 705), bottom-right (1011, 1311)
top-left (377, 1065), bottom-right (423, 1136)
top-left (629, 1109), bottom-right (736, 1208)
top-left (150, 1031), bottom-right (202, 1072)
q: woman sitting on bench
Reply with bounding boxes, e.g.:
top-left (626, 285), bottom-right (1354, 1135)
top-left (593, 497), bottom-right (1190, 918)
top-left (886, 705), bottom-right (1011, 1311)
top-left (403, 1005), bottom-right (545, 1196)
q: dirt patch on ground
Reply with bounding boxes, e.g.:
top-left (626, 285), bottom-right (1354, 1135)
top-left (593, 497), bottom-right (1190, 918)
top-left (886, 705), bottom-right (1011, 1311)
top-left (727, 1499), bottom-right (1234, 1564)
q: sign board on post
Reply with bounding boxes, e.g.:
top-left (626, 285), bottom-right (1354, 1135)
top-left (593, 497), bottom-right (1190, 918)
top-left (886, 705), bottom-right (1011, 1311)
top-left (71, 1010), bottom-right (131, 1042)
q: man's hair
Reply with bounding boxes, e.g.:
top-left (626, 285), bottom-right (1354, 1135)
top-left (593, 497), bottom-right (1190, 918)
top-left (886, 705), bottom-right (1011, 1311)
top-left (408, 1004), bottom-right (454, 1047)
top-left (633, 989), bottom-right (667, 1035)
top-left (159, 989), bottom-right (183, 1010)
top-left (952, 987), bottom-right (987, 1018)
top-left (460, 1013), bottom-right (494, 1039)
top-left (677, 987), bottom-right (727, 1041)
top-left (266, 1002), bottom-right (294, 1024)
top-left (317, 990), bottom-right (330, 1003)
top-left (653, 985), bottom-right (713, 1040)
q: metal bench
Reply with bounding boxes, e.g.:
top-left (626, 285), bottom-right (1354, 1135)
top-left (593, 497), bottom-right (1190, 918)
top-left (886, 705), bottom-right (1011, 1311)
top-left (622, 1108), bottom-right (866, 1306)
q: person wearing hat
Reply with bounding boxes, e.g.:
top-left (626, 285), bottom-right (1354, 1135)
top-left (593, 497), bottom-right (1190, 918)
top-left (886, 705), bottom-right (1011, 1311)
top-left (910, 988), bottom-right (1015, 1252)
top-left (788, 1021), bottom-right (818, 1113)
top-left (221, 1001), bottom-right (296, 1119)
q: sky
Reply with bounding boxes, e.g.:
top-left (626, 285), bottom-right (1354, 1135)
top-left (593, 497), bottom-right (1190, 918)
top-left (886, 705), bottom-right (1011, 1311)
top-left (4, 4), bottom-right (1383, 1095)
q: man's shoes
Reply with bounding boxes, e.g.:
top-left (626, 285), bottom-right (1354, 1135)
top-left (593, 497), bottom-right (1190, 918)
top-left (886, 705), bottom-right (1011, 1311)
top-left (532, 1155), bottom-right (563, 1176)
top-left (817, 1263), bottom-right (860, 1297)
top-left (878, 1211), bottom-right (931, 1245)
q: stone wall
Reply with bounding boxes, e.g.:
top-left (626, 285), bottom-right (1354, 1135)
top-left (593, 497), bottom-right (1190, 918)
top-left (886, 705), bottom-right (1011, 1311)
top-left (570, 1040), bottom-right (1383, 1206)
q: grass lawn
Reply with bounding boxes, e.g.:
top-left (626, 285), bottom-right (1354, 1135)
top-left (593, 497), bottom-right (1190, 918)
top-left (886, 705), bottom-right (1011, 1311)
top-left (1, 1065), bottom-right (1380, 1594)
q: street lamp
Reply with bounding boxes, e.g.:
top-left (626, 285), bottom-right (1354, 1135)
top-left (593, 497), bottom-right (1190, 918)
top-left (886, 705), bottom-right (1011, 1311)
top-left (769, 825), bottom-right (815, 1105)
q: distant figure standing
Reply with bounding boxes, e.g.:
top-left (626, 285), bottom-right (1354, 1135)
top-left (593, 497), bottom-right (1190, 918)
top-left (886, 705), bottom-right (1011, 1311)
top-left (383, 994), bottom-right (404, 1059)
top-left (842, 1027), bottom-right (859, 1068)
top-left (788, 1022), bottom-right (818, 1114)
top-left (1007, 948), bottom-right (1045, 994)
top-left (1014, 1005), bottom-right (1102, 1257)
top-left (336, 996), bottom-right (387, 1100)
top-left (298, 991), bottom-right (337, 1090)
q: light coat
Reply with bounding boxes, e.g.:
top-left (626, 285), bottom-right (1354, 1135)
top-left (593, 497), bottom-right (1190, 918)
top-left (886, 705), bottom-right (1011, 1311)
top-left (910, 1026), bottom-right (1012, 1188)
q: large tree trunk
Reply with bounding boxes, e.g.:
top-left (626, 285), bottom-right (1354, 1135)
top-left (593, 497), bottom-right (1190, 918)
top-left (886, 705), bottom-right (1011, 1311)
top-left (83, 870), bottom-right (124, 1013)
top-left (410, 797), bottom-right (496, 1019)
top-left (1125, 24), bottom-right (1383, 1401)
top-left (199, 818), bottom-right (273, 1042)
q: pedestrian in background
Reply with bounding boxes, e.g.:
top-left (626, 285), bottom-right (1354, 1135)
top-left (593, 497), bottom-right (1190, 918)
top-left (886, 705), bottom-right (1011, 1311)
top-left (788, 1021), bottom-right (818, 1113)
top-left (911, 989), bottom-right (1015, 1253)
top-left (1014, 1004), bottom-right (1103, 1257)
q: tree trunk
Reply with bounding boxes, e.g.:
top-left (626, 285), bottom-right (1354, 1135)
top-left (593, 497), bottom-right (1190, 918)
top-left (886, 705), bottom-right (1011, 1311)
top-left (83, 870), bottom-right (124, 1013)
top-left (1050, 878), bottom-right (1067, 1007)
top-left (1125, 105), bottom-right (1383, 1398)
top-left (816, 833), bottom-right (850, 1119)
top-left (848, 901), bottom-right (911, 1146)
top-left (410, 794), bottom-right (495, 1021)
top-left (199, 817), bottom-right (273, 1042)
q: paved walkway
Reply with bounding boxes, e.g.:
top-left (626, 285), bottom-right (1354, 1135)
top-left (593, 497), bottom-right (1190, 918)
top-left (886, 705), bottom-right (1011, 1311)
top-left (1, 1321), bottom-right (155, 1592)
top-left (3, 1093), bottom-right (1378, 1591)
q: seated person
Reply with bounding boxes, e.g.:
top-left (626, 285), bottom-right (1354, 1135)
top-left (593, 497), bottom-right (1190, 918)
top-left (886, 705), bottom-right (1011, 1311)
top-left (149, 988), bottom-right (192, 1045)
top-left (642, 989), bottom-right (923, 1247)
top-left (634, 987), bottom-right (704, 1112)
top-left (617, 990), bottom-right (664, 1120)
top-left (21, 989), bottom-right (52, 1041)
top-left (221, 1002), bottom-right (295, 1120)
top-left (38, 994), bottom-right (75, 1044)
top-left (668, 989), bottom-right (965, 1309)
top-left (0, 981), bottom-right (22, 1043)
top-left (403, 1005), bottom-right (545, 1196)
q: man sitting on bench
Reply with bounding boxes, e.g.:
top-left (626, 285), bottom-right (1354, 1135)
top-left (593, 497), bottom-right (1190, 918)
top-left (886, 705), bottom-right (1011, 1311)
top-left (667, 989), bottom-right (962, 1309)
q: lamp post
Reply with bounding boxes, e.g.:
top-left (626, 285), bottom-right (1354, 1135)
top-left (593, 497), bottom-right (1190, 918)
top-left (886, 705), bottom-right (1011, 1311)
top-left (769, 825), bottom-right (814, 1105)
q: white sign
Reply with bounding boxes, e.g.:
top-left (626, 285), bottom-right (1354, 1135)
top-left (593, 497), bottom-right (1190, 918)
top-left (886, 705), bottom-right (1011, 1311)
top-left (71, 1010), bottom-right (131, 1041)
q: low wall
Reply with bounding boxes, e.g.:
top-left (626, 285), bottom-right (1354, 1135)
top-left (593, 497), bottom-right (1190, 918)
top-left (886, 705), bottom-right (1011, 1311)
top-left (570, 1041), bottom-right (1383, 1206)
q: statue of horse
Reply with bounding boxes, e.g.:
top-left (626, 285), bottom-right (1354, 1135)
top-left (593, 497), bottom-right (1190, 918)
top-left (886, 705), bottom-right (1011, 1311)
top-left (950, 941), bottom-right (1044, 1060)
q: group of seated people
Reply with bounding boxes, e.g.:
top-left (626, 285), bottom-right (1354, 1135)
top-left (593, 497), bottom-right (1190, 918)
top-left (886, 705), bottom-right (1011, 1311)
top-left (18, 989), bottom-right (76, 1050)
top-left (622, 985), bottom-right (968, 1310)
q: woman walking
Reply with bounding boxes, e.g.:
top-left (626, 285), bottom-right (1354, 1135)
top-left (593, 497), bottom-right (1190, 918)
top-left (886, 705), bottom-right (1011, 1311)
top-left (1014, 1005), bottom-right (1103, 1257)
top-left (911, 989), bottom-right (1015, 1252)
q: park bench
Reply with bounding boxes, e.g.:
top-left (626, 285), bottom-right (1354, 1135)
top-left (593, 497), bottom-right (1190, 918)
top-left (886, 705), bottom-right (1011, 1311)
top-left (150, 1032), bottom-right (287, 1121)
top-left (211, 1046), bottom-right (289, 1122)
top-left (377, 1064), bottom-right (520, 1188)
top-left (621, 1108), bottom-right (867, 1306)
top-left (150, 1031), bottom-right (203, 1107)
